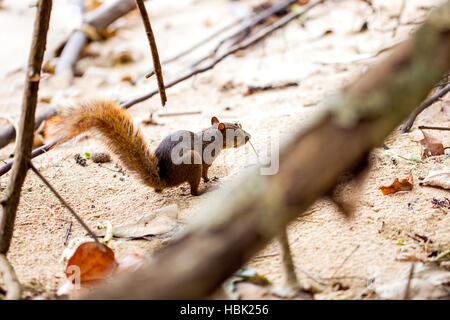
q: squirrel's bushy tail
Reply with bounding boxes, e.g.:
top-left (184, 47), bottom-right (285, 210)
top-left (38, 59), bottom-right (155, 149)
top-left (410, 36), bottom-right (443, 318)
top-left (57, 100), bottom-right (164, 189)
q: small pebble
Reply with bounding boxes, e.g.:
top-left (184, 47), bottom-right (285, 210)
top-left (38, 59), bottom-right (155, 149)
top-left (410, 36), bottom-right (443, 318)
top-left (91, 152), bottom-right (111, 163)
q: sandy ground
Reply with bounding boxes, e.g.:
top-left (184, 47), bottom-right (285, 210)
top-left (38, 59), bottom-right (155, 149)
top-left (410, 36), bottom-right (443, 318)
top-left (0, 0), bottom-right (448, 299)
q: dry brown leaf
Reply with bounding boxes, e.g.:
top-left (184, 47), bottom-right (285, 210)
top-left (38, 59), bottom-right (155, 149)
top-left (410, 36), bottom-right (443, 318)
top-left (379, 172), bottom-right (414, 195)
top-left (420, 129), bottom-right (444, 158)
top-left (59, 244), bottom-right (146, 297)
top-left (65, 242), bottom-right (117, 285)
top-left (421, 169), bottom-right (450, 189)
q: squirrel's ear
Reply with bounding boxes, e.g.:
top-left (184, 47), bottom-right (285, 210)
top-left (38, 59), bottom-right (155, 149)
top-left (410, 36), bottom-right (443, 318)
top-left (218, 123), bottom-right (225, 130)
top-left (211, 116), bottom-right (219, 125)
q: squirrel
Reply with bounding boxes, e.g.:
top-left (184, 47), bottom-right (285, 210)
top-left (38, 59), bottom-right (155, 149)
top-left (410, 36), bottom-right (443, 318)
top-left (55, 100), bottom-right (251, 195)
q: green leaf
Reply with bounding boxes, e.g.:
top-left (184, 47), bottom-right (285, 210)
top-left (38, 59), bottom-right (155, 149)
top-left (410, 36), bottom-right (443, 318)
top-left (234, 268), bottom-right (270, 285)
top-left (397, 240), bottom-right (405, 246)
top-left (81, 152), bottom-right (91, 159)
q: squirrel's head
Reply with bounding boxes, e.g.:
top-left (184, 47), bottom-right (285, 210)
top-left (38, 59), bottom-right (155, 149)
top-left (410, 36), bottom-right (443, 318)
top-left (211, 116), bottom-right (251, 149)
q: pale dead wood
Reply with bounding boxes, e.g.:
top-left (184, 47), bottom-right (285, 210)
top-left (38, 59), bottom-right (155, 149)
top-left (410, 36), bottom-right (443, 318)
top-left (82, 2), bottom-right (450, 299)
top-left (55, 0), bottom-right (146, 81)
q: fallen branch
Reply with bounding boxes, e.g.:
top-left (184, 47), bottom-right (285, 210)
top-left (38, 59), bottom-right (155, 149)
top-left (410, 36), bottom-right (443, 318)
top-left (55, 0), bottom-right (145, 81)
top-left (0, 107), bottom-right (57, 150)
top-left (82, 2), bottom-right (450, 299)
top-left (400, 83), bottom-right (450, 133)
top-left (135, 0), bottom-right (166, 106)
top-left (0, 0), bottom-right (53, 300)
top-left (0, 141), bottom-right (55, 177)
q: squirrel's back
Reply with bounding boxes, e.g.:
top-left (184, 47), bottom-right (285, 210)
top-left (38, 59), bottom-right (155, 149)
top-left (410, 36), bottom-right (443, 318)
top-left (57, 100), bottom-right (164, 189)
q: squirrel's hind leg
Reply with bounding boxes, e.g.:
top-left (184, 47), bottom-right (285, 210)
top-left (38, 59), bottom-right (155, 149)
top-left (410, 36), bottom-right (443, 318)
top-left (188, 167), bottom-right (202, 195)
top-left (186, 151), bottom-right (202, 196)
top-left (202, 164), bottom-right (211, 182)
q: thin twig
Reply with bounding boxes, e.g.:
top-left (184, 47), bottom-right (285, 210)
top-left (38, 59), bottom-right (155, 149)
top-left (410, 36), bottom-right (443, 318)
top-left (0, 107), bottom-right (57, 150)
top-left (135, 0), bottom-right (166, 106)
top-left (403, 262), bottom-right (415, 300)
top-left (0, 253), bottom-right (21, 300)
top-left (157, 111), bottom-right (201, 117)
top-left (58, 218), bottom-right (73, 245)
top-left (294, 264), bottom-right (329, 285)
top-left (418, 125), bottom-right (450, 131)
top-left (0, 140), bottom-right (56, 177)
top-left (330, 244), bottom-right (360, 278)
top-left (28, 162), bottom-right (102, 249)
top-left (400, 83), bottom-right (450, 133)
top-left (352, 277), bottom-right (375, 300)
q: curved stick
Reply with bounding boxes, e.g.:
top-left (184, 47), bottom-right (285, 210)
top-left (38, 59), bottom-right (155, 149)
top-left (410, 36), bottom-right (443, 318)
top-left (400, 83), bottom-right (450, 133)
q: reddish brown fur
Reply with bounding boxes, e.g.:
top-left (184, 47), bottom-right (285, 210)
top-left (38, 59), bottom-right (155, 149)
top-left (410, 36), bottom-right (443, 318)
top-left (56, 100), bottom-right (251, 195)
top-left (57, 100), bottom-right (164, 189)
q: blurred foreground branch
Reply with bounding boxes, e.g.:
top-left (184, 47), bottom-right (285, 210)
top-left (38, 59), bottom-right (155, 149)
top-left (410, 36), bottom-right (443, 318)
top-left (83, 2), bottom-right (450, 300)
